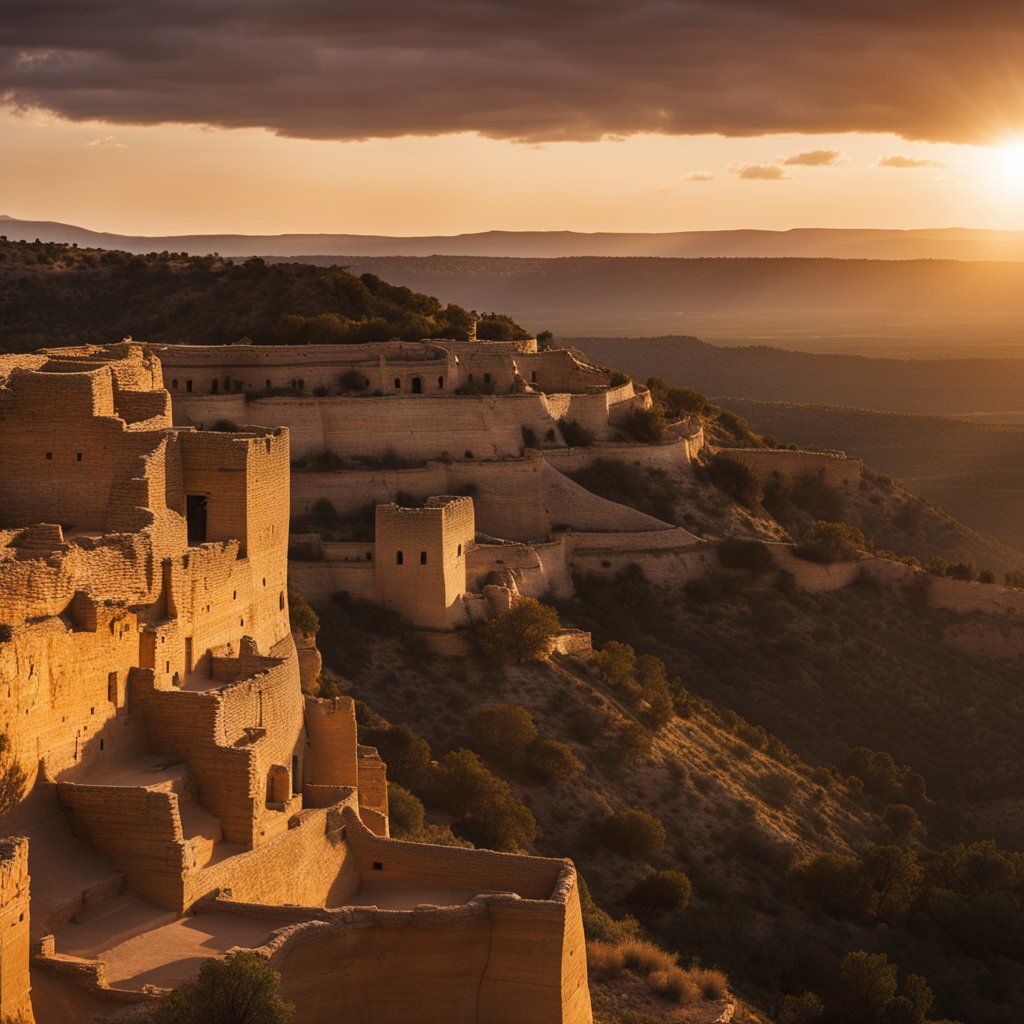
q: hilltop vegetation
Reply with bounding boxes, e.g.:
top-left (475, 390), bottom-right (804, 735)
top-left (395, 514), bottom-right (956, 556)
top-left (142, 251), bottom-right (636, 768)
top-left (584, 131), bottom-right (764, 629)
top-left (0, 237), bottom-right (529, 352)
top-left (715, 398), bottom-right (1024, 558)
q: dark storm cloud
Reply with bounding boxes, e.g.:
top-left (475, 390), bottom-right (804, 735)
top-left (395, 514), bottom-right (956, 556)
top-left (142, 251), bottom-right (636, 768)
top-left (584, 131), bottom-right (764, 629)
top-left (1, 1), bottom-right (1022, 144)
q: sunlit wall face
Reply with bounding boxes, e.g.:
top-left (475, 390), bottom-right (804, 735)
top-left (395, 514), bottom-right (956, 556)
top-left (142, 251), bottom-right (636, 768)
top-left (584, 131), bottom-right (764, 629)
top-left (1, 110), bottom-right (1021, 235)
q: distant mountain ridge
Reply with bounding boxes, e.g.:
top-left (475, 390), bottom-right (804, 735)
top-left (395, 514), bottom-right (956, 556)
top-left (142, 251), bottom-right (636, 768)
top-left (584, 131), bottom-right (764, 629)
top-left (3, 214), bottom-right (1024, 261)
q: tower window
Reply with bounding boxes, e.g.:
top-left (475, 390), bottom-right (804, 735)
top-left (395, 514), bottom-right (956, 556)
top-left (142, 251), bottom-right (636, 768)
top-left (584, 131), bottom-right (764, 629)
top-left (394, 377), bottom-right (401, 390)
top-left (45, 452), bottom-right (52, 460)
top-left (186, 380), bottom-right (193, 393)
top-left (483, 373), bottom-right (492, 384)
top-left (438, 376), bottom-right (444, 389)
top-left (531, 371), bottom-right (537, 383)
top-left (76, 452), bottom-right (83, 462)
top-left (172, 379), bottom-right (178, 389)
top-left (457, 544), bottom-right (462, 556)
top-left (420, 551), bottom-right (427, 565)
top-left (212, 380), bottom-right (218, 394)
top-left (396, 550), bottom-right (404, 565)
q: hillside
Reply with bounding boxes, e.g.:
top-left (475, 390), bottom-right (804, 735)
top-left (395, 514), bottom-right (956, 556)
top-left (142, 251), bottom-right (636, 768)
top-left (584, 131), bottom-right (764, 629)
top-left (575, 336), bottom-right (1024, 416)
top-left (0, 238), bottom-right (526, 352)
top-left (5, 216), bottom-right (1024, 260)
top-left (715, 398), bottom-right (1024, 559)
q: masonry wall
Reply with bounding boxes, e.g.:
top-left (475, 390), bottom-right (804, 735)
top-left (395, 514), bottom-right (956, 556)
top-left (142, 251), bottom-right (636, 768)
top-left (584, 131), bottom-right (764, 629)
top-left (0, 838), bottom-right (34, 1024)
top-left (374, 498), bottom-right (475, 629)
top-left (726, 448), bottom-right (862, 487)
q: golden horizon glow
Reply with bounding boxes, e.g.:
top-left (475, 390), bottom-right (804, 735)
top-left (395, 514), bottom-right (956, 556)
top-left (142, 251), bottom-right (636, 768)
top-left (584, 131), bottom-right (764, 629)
top-left (2, 110), bottom-right (1024, 236)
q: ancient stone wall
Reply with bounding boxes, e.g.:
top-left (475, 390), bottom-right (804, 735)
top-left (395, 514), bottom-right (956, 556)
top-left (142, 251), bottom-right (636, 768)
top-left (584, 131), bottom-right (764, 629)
top-left (0, 838), bottom-right (33, 1023)
top-left (374, 497), bottom-right (474, 629)
top-left (726, 447), bottom-right (862, 487)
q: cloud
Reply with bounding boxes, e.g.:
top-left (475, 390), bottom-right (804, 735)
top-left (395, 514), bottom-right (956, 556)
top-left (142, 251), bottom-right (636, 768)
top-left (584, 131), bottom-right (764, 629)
top-left (783, 149), bottom-right (841, 166)
top-left (736, 164), bottom-right (788, 180)
top-left (682, 171), bottom-right (714, 182)
top-left (0, 2), bottom-right (1022, 144)
top-left (85, 135), bottom-right (126, 148)
top-left (876, 155), bottom-right (945, 168)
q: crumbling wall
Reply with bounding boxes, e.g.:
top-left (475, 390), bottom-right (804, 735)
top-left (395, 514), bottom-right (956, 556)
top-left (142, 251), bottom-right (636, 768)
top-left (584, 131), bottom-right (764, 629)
top-left (726, 448), bottom-right (862, 487)
top-left (0, 838), bottom-right (33, 1023)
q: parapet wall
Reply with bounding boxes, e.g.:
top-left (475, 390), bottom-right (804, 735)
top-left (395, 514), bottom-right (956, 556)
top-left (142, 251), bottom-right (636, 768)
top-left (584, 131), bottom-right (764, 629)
top-left (724, 447), bottom-right (862, 487)
top-left (0, 838), bottom-right (33, 1023)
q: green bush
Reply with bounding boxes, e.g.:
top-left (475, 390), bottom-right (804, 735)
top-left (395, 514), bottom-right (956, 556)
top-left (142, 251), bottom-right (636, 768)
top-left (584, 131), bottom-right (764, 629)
top-left (436, 749), bottom-right (538, 851)
top-left (287, 589), bottom-right (319, 636)
top-left (776, 991), bottom-right (824, 1024)
top-left (469, 704), bottom-right (538, 769)
top-left (359, 723), bottom-right (431, 789)
top-left (527, 737), bottom-right (582, 784)
top-left (557, 417), bottom-right (596, 447)
top-left (151, 951), bottom-right (293, 1024)
top-left (628, 870), bottom-right (692, 914)
top-left (477, 598), bottom-right (561, 664)
top-left (599, 809), bottom-right (667, 861)
top-left (794, 521), bottom-right (864, 564)
top-left (705, 453), bottom-right (760, 507)
top-left (387, 782), bottom-right (426, 838)
top-left (619, 405), bottom-right (666, 443)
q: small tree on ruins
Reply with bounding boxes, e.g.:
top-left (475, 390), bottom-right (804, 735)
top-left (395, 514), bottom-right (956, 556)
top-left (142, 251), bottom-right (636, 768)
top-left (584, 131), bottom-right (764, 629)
top-left (151, 951), bottom-right (293, 1024)
top-left (477, 598), bottom-right (561, 664)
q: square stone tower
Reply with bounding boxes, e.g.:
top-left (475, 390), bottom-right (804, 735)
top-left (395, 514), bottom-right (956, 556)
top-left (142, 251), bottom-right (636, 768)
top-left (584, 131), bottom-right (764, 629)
top-left (374, 496), bottom-right (475, 630)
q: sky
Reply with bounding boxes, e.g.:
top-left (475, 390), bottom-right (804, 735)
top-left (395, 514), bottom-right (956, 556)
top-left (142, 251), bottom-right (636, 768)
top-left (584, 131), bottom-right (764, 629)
top-left (1, 0), bottom-right (1023, 236)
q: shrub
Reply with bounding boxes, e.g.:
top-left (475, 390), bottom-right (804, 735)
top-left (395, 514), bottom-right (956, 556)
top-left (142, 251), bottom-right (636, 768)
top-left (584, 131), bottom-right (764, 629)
top-left (0, 732), bottom-right (26, 818)
top-left (359, 723), bottom-right (431, 789)
top-left (619, 405), bottom-right (666, 443)
top-left (527, 738), bottom-right (582, 784)
top-left (557, 417), bottom-right (596, 447)
top-left (387, 782), bottom-right (426, 837)
top-left (690, 967), bottom-right (729, 1000)
top-left (599, 809), bottom-right (667, 861)
top-left (794, 521), bottom-right (864, 564)
top-left (568, 459), bottom-right (680, 523)
top-left (628, 870), bottom-right (692, 914)
top-left (705, 453), bottom-right (760, 507)
top-left (777, 991), bottom-right (825, 1024)
top-left (882, 803), bottom-right (921, 844)
top-left (436, 749), bottom-right (538, 851)
top-left (287, 589), bottom-right (319, 636)
top-left (151, 951), bottom-right (293, 1024)
top-left (477, 598), bottom-right (561, 664)
top-left (756, 770), bottom-right (796, 809)
top-left (469, 704), bottom-right (538, 768)
top-left (337, 369), bottom-right (367, 393)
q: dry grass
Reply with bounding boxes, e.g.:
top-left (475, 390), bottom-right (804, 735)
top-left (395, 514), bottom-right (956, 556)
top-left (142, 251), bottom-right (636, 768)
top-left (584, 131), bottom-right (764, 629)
top-left (588, 941), bottom-right (727, 1008)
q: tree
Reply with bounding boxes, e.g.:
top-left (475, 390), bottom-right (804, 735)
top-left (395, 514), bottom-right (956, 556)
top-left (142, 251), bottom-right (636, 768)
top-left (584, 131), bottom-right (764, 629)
top-left (437, 749), bottom-right (538, 851)
top-left (477, 598), bottom-right (561, 664)
top-left (794, 521), bottom-right (864, 564)
top-left (599, 810), bottom-right (666, 861)
top-left (882, 803), bottom-right (921, 845)
top-left (628, 870), bottom-right (692, 914)
top-left (705, 453), bottom-right (761, 507)
top-left (469, 704), bottom-right (538, 768)
top-left (0, 733), bottom-right (26, 818)
top-left (151, 951), bottom-right (293, 1024)
top-left (777, 992), bottom-right (824, 1024)
top-left (287, 589), bottom-right (319, 637)
top-left (832, 951), bottom-right (898, 1024)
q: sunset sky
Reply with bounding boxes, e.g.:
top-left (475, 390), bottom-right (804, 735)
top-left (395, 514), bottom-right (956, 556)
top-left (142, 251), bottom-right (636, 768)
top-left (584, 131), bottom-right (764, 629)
top-left (2, 0), bottom-right (1023, 236)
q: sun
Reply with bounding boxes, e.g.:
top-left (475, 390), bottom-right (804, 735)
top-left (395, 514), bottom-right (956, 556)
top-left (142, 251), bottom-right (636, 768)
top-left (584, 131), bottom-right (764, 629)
top-left (990, 139), bottom-right (1024, 192)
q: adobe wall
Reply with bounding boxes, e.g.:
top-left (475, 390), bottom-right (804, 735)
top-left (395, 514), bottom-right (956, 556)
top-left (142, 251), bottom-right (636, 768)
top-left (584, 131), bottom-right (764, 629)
top-left (725, 448), bottom-right (862, 487)
top-left (152, 341), bottom-right (456, 397)
top-left (261, 811), bottom-right (590, 1024)
top-left (926, 576), bottom-right (1024, 615)
top-left (304, 697), bottom-right (359, 793)
top-left (569, 533), bottom-right (710, 586)
top-left (375, 497), bottom-right (475, 629)
top-left (0, 838), bottom-right (33, 1024)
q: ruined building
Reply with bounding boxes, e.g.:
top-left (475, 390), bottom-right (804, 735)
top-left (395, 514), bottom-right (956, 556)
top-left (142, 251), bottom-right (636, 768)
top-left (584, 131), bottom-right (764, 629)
top-left (0, 343), bottom-right (591, 1024)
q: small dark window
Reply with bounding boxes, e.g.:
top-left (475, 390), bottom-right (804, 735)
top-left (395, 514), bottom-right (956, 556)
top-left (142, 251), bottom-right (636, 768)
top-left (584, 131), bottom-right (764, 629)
top-left (76, 452), bottom-right (83, 462)
top-left (396, 551), bottom-right (404, 565)
top-left (240, 618), bottom-right (244, 627)
top-left (279, 592), bottom-right (285, 610)
top-left (372, 861), bottom-right (383, 871)
top-left (420, 551), bottom-right (427, 565)
top-left (297, 379), bottom-right (304, 390)
top-left (99, 739), bottom-right (104, 751)
top-left (438, 376), bottom-right (444, 389)
top-left (457, 544), bottom-right (462, 556)
top-left (212, 380), bottom-right (218, 394)
top-left (531, 371), bottom-right (537, 383)
top-left (483, 373), bottom-right (492, 384)
top-left (108, 672), bottom-right (118, 703)
top-left (45, 452), bottom-right (52, 460)
top-left (186, 380), bottom-right (193, 393)
top-left (411, 376), bottom-right (422, 394)
top-left (366, 552), bottom-right (373, 561)
top-left (172, 379), bottom-right (178, 389)
top-left (468, 373), bottom-right (474, 383)
top-left (266, 379), bottom-right (271, 389)
top-left (394, 377), bottom-right (401, 390)
top-left (186, 494), bottom-right (208, 545)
